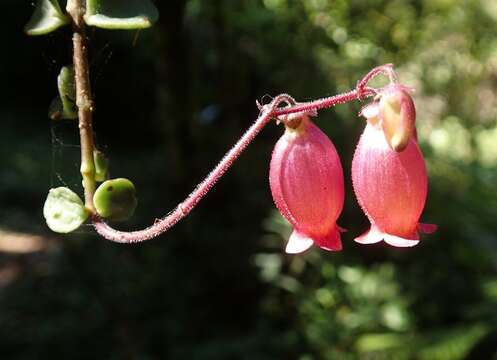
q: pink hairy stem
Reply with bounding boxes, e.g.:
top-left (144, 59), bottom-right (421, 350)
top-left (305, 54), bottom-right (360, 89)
top-left (93, 65), bottom-right (393, 243)
top-left (93, 94), bottom-right (294, 242)
top-left (356, 63), bottom-right (397, 91)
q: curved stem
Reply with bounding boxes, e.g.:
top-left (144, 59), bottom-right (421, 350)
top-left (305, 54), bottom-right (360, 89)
top-left (93, 65), bottom-right (393, 243)
top-left (272, 88), bottom-right (376, 118)
top-left (94, 95), bottom-right (289, 242)
top-left (356, 63), bottom-right (396, 92)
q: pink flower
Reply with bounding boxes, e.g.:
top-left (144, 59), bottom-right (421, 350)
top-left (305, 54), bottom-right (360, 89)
top-left (269, 116), bottom-right (344, 254)
top-left (351, 87), bottom-right (436, 247)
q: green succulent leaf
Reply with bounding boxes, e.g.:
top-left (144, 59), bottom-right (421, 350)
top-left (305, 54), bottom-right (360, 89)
top-left (84, 0), bottom-right (159, 29)
top-left (94, 178), bottom-right (138, 221)
top-left (58, 66), bottom-right (78, 119)
top-left (25, 0), bottom-right (70, 36)
top-left (43, 187), bottom-right (89, 233)
top-left (48, 66), bottom-right (78, 120)
top-left (93, 150), bottom-right (109, 182)
top-left (48, 66), bottom-right (77, 120)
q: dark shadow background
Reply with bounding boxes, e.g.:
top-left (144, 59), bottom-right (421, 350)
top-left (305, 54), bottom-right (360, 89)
top-left (1, 1), bottom-right (497, 359)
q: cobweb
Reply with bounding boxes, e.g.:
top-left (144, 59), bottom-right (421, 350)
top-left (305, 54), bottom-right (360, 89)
top-left (47, 41), bottom-right (115, 233)
top-left (49, 122), bottom-right (93, 234)
top-left (49, 122), bottom-right (80, 188)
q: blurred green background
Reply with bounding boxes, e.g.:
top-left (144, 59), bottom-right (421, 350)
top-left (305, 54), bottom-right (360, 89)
top-left (1, 0), bottom-right (497, 359)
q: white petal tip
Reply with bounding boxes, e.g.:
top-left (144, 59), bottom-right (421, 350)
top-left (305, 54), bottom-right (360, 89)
top-left (384, 234), bottom-right (419, 247)
top-left (355, 227), bottom-right (420, 248)
top-left (285, 231), bottom-right (314, 254)
top-left (354, 228), bottom-right (383, 244)
top-left (359, 103), bottom-right (380, 119)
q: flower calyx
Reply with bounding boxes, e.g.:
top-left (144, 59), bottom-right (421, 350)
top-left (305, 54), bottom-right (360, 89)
top-left (275, 109), bottom-right (318, 129)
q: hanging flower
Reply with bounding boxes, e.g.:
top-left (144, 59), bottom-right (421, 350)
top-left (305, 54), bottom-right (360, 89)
top-left (351, 86), bottom-right (436, 247)
top-left (269, 115), bottom-right (344, 253)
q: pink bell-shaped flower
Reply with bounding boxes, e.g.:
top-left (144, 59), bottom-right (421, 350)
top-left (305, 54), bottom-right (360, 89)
top-left (351, 86), bottom-right (436, 247)
top-left (269, 116), bottom-right (345, 254)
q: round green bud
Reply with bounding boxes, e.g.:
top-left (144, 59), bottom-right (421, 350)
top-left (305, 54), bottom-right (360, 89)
top-left (93, 178), bottom-right (138, 221)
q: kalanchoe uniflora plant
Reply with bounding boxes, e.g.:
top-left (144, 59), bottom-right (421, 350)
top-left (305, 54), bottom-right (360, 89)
top-left (352, 85), bottom-right (437, 247)
top-left (269, 114), bottom-right (344, 254)
top-left (25, 2), bottom-right (436, 250)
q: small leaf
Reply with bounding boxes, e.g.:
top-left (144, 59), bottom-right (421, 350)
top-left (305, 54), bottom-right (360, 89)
top-left (93, 150), bottom-right (109, 182)
top-left (94, 178), bottom-right (137, 221)
top-left (43, 187), bottom-right (89, 233)
top-left (58, 65), bottom-right (77, 118)
top-left (84, 0), bottom-right (159, 29)
top-left (25, 0), bottom-right (70, 36)
top-left (49, 66), bottom-right (77, 120)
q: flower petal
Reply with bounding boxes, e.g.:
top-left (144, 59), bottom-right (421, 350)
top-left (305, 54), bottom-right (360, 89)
top-left (285, 230), bottom-right (314, 254)
top-left (383, 233), bottom-right (419, 247)
top-left (352, 124), bottom-right (428, 241)
top-left (354, 226), bottom-right (383, 244)
top-left (315, 227), bottom-right (342, 252)
top-left (360, 102), bottom-right (380, 119)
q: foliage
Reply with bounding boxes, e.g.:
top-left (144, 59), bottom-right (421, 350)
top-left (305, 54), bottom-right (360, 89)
top-left (43, 187), bottom-right (88, 233)
top-left (84, 0), bottom-right (159, 29)
top-left (49, 65), bottom-right (77, 120)
top-left (24, 0), bottom-right (69, 36)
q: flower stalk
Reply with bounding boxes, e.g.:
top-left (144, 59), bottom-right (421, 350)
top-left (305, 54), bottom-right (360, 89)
top-left (93, 65), bottom-right (393, 243)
